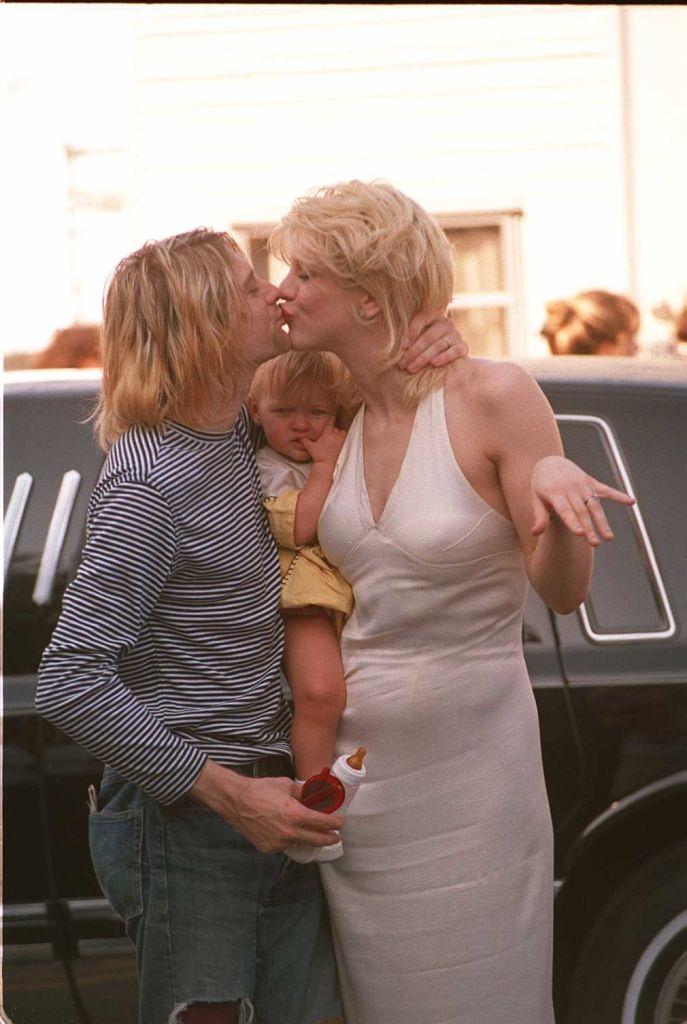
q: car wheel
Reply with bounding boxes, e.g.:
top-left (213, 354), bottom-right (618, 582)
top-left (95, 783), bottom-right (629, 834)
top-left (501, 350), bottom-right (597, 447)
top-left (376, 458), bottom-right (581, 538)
top-left (568, 841), bottom-right (687, 1024)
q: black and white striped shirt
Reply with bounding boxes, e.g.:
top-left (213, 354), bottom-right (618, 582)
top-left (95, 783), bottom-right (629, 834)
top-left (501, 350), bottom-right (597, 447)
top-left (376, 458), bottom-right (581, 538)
top-left (36, 409), bottom-right (291, 806)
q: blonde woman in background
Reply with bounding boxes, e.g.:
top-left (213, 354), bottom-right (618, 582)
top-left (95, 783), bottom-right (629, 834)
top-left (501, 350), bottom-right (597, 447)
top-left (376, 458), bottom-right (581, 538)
top-left (272, 181), bottom-right (635, 1024)
top-left (541, 290), bottom-right (640, 356)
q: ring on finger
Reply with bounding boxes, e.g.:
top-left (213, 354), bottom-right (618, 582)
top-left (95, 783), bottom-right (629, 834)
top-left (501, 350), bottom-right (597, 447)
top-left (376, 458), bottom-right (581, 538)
top-left (584, 493), bottom-right (600, 506)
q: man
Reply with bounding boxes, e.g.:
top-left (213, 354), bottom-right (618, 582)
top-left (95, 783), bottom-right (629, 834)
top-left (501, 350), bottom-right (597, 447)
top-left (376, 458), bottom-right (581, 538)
top-left (36, 228), bottom-right (465, 1024)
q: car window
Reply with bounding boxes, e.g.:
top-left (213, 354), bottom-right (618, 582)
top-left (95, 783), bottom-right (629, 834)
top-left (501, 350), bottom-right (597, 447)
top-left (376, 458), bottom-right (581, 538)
top-left (557, 415), bottom-right (675, 642)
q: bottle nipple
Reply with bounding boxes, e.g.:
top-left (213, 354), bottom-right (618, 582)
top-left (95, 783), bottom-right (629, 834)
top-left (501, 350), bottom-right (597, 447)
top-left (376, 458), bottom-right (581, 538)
top-left (346, 747), bottom-right (367, 770)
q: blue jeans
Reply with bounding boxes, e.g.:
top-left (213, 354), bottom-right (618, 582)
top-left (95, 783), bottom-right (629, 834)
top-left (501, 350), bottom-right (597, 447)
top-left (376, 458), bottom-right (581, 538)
top-left (89, 770), bottom-right (342, 1024)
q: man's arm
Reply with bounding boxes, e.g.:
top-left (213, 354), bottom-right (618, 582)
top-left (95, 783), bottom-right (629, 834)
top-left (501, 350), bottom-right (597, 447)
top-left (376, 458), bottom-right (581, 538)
top-left (35, 479), bottom-right (207, 805)
top-left (398, 313), bottom-right (468, 372)
top-left (190, 761), bottom-right (343, 854)
top-left (36, 477), bottom-right (341, 850)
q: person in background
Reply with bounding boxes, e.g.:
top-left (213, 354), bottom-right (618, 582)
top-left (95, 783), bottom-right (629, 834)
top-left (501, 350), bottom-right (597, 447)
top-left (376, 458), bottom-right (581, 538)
top-left (675, 303), bottom-right (687, 347)
top-left (32, 323), bottom-right (102, 368)
top-left (671, 301), bottom-right (687, 358)
top-left (540, 290), bottom-right (639, 356)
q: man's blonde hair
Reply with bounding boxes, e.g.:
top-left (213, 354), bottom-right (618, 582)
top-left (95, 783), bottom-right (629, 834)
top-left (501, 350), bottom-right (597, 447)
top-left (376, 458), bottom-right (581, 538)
top-left (270, 180), bottom-right (454, 406)
top-left (249, 351), bottom-right (359, 422)
top-left (96, 229), bottom-right (251, 448)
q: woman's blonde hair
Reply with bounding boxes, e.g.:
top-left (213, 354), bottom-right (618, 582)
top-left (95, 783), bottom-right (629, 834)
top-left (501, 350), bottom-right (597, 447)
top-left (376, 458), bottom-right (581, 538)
top-left (541, 290), bottom-right (640, 355)
top-left (96, 228), bottom-right (251, 448)
top-left (270, 180), bottom-right (454, 406)
top-left (249, 351), bottom-right (359, 423)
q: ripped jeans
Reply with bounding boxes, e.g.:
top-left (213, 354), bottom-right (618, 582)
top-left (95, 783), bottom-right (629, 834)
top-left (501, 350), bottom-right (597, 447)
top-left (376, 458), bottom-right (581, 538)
top-left (89, 770), bottom-right (342, 1024)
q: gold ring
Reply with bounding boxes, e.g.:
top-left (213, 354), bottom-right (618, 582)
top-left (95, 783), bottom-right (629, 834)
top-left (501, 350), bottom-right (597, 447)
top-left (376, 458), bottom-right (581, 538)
top-left (584, 494), bottom-right (600, 506)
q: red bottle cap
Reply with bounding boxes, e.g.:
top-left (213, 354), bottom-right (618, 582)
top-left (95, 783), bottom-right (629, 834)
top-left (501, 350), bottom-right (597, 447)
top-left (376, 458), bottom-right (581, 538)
top-left (299, 766), bottom-right (346, 814)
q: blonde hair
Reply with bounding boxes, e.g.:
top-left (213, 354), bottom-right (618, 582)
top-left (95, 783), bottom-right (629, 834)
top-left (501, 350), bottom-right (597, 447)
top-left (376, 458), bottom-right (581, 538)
top-left (541, 290), bottom-right (639, 355)
top-left (96, 228), bottom-right (251, 448)
top-left (249, 351), bottom-right (359, 422)
top-left (270, 180), bottom-right (454, 406)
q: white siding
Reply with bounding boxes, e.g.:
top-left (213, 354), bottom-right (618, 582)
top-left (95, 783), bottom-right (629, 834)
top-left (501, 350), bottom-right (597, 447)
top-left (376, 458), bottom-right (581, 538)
top-left (625, 6), bottom-right (687, 343)
top-left (0, 4), bottom-right (136, 353)
top-left (132, 4), bottom-right (628, 352)
top-left (6, 5), bottom-right (684, 357)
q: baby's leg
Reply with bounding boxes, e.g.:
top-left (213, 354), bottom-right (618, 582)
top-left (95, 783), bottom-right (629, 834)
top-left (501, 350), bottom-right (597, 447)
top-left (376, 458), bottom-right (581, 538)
top-left (283, 609), bottom-right (346, 781)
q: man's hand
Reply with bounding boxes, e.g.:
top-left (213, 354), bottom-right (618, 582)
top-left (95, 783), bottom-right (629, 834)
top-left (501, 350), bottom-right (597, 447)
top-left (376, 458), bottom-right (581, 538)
top-left (397, 312), bottom-right (468, 372)
top-left (189, 759), bottom-right (343, 854)
top-left (300, 420), bottom-right (347, 468)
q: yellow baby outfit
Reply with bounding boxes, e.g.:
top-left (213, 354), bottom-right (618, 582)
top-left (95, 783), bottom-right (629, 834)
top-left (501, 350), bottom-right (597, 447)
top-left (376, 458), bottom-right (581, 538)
top-left (256, 447), bottom-right (353, 627)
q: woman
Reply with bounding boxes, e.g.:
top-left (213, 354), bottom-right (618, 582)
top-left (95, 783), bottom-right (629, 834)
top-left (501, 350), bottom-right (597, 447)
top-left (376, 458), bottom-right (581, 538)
top-left (541, 289), bottom-right (640, 355)
top-left (271, 182), bottom-right (634, 1024)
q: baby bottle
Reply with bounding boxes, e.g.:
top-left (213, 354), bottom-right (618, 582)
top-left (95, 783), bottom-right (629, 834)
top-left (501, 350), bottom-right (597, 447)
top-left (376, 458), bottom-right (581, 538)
top-left (287, 747), bottom-right (367, 864)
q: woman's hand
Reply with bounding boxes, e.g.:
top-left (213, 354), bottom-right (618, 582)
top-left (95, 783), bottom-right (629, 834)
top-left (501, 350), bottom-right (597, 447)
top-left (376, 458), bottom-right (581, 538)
top-left (397, 312), bottom-right (468, 372)
top-left (530, 455), bottom-right (635, 546)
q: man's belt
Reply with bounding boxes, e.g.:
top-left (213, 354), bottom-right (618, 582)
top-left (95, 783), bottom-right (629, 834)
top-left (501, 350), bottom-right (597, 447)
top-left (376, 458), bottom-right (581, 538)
top-left (229, 754), bottom-right (294, 779)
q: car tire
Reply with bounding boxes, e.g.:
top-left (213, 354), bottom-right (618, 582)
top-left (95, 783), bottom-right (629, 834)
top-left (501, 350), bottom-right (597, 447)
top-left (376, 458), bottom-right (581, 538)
top-left (568, 840), bottom-right (687, 1024)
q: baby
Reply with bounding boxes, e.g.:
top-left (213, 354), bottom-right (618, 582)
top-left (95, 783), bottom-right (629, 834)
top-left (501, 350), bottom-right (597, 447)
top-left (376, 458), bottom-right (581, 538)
top-left (248, 350), bottom-right (354, 789)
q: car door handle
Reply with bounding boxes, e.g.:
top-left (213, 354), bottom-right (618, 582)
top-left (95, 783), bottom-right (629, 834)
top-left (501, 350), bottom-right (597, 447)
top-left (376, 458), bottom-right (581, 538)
top-left (32, 470), bottom-right (82, 606)
top-left (3, 472), bottom-right (33, 586)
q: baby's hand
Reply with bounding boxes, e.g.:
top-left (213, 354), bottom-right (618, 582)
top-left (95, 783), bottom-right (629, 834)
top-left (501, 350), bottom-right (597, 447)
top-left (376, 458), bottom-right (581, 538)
top-left (301, 421), bottom-right (347, 466)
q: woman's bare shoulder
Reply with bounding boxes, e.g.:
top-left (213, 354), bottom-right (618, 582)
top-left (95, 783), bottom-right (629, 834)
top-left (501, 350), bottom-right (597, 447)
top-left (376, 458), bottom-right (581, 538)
top-left (445, 358), bottom-right (538, 409)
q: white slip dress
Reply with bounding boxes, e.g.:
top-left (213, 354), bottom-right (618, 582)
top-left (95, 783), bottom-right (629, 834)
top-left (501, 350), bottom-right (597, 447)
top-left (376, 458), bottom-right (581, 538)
top-left (317, 384), bottom-right (555, 1024)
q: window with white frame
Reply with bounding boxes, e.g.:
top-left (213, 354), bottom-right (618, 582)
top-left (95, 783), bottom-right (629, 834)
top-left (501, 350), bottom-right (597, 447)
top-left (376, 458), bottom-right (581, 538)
top-left (234, 224), bottom-right (289, 292)
top-left (439, 210), bottom-right (524, 358)
top-left (235, 209), bottom-right (524, 357)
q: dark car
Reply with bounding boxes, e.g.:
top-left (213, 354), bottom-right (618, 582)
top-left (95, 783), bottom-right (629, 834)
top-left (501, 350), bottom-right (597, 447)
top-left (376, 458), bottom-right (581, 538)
top-left (4, 359), bottom-right (687, 1024)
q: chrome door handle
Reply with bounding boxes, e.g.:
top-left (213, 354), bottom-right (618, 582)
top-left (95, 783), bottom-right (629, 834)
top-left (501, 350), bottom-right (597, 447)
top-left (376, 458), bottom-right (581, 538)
top-left (32, 470), bottom-right (82, 606)
top-left (3, 472), bottom-right (34, 586)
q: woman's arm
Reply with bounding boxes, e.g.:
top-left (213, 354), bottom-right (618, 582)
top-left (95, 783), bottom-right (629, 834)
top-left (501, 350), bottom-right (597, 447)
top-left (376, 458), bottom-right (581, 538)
top-left (294, 421), bottom-right (347, 546)
top-left (482, 364), bottom-right (634, 613)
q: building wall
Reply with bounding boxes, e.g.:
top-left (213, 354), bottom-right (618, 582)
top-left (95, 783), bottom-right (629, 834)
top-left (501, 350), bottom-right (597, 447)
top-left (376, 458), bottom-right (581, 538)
top-left (624, 6), bottom-right (687, 345)
top-left (1, 4), bottom-right (135, 356)
top-left (3, 5), bottom-right (686, 356)
top-left (132, 3), bottom-right (629, 353)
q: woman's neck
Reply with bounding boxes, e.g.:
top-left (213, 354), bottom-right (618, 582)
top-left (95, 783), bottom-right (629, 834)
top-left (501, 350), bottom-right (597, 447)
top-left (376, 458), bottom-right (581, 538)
top-left (335, 331), bottom-right (411, 420)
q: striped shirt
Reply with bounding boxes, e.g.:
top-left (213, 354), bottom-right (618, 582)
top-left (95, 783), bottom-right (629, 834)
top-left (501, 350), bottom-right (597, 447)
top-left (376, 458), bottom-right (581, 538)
top-left (35, 409), bottom-right (291, 806)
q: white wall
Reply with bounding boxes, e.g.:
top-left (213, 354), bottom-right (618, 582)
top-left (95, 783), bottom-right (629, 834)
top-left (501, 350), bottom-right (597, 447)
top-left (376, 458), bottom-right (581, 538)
top-left (132, 4), bottom-right (630, 352)
top-left (0, 4), bottom-right (135, 355)
top-left (625, 6), bottom-right (687, 345)
top-left (3, 4), bottom-right (686, 357)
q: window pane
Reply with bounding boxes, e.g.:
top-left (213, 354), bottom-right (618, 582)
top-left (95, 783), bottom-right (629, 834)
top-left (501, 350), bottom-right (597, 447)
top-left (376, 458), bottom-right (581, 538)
top-left (248, 238), bottom-right (269, 281)
top-left (267, 250), bottom-right (290, 286)
top-left (450, 307), bottom-right (507, 358)
top-left (558, 420), bottom-right (670, 636)
top-left (248, 237), bottom-right (288, 285)
top-left (444, 226), bottom-right (503, 293)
